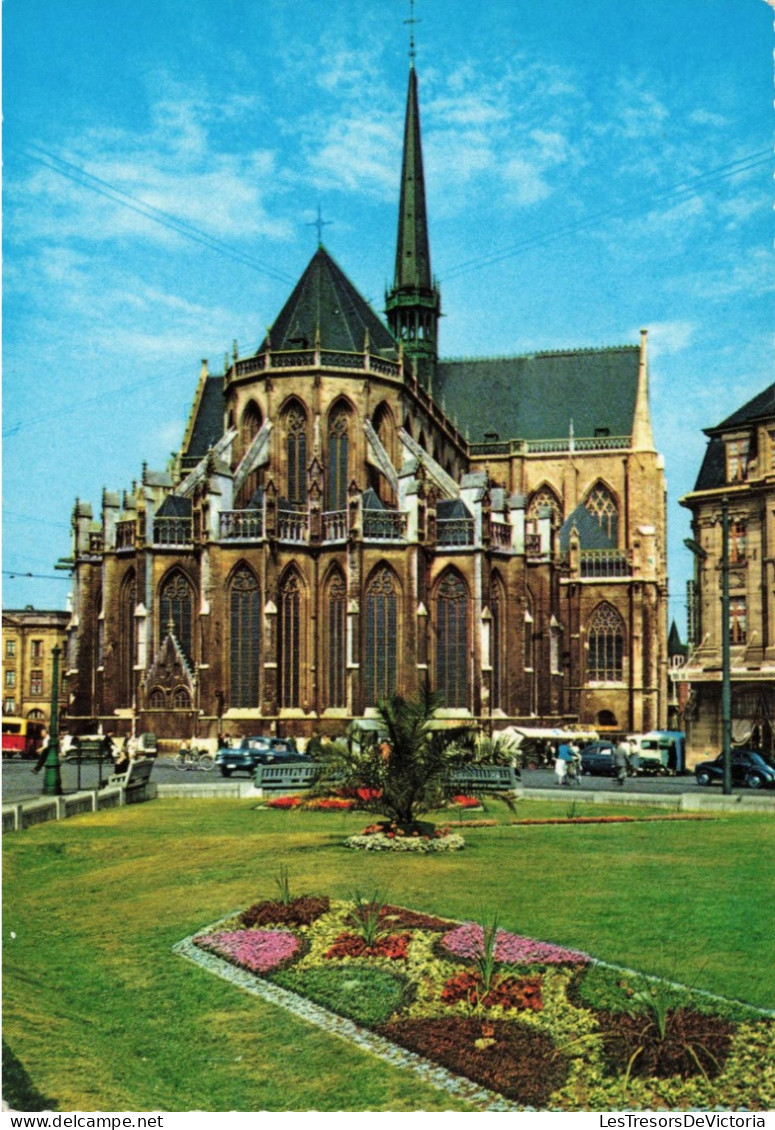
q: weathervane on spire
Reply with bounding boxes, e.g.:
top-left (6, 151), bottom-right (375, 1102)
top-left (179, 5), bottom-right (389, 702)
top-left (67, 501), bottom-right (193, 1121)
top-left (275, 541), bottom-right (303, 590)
top-left (308, 203), bottom-right (332, 247)
top-left (405, 0), bottom-right (420, 64)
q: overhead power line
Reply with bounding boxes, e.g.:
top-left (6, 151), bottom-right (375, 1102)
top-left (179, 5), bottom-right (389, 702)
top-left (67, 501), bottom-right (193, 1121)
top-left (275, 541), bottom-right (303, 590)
top-left (442, 148), bottom-right (771, 281)
top-left (8, 142), bottom-right (297, 288)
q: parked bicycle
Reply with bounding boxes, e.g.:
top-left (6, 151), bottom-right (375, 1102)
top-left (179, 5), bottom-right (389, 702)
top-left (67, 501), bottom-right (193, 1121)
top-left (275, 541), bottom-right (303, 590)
top-left (173, 745), bottom-right (216, 772)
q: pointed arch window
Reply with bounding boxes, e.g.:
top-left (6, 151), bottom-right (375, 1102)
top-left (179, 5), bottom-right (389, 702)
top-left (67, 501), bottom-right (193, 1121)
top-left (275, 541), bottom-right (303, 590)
top-left (490, 576), bottom-right (506, 711)
top-left (279, 571), bottom-right (303, 707)
top-left (364, 568), bottom-right (399, 705)
top-left (372, 403), bottom-right (397, 507)
top-left (160, 572), bottom-right (193, 662)
top-left (285, 404), bottom-right (308, 504)
top-left (585, 483), bottom-right (618, 542)
top-left (527, 486), bottom-right (562, 528)
top-left (588, 603), bottom-right (625, 682)
top-left (435, 571), bottom-right (469, 708)
top-left (239, 401), bottom-right (262, 463)
top-left (325, 570), bottom-right (347, 708)
top-left (229, 567), bottom-right (261, 707)
top-left (328, 408), bottom-right (350, 511)
top-left (119, 571), bottom-right (137, 706)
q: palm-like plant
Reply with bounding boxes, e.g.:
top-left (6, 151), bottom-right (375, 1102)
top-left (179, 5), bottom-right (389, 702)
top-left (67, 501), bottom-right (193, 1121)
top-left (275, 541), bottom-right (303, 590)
top-left (315, 682), bottom-right (470, 830)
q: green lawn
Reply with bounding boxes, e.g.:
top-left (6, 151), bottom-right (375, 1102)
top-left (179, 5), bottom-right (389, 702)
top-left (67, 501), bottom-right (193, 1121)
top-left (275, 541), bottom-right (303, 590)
top-left (3, 797), bottom-right (773, 1112)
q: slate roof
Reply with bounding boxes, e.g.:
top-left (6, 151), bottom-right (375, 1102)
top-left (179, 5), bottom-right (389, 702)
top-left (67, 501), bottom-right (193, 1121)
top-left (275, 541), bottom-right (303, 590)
top-left (155, 495), bottom-right (192, 518)
top-left (693, 437), bottom-right (726, 492)
top-left (710, 382), bottom-right (775, 432)
top-left (693, 382), bottom-right (775, 491)
top-left (257, 247), bottom-right (397, 359)
top-left (435, 347), bottom-right (640, 442)
top-left (187, 376), bottom-right (225, 460)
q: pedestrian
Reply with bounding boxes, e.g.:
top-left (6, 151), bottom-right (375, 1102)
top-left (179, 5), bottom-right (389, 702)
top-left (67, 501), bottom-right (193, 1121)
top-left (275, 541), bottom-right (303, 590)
top-left (101, 730), bottom-right (115, 766)
top-left (614, 738), bottom-right (630, 786)
top-left (32, 728), bottom-right (50, 773)
top-left (126, 733), bottom-right (138, 760)
top-left (568, 741), bottom-right (582, 785)
top-left (554, 746), bottom-right (567, 786)
top-left (113, 738), bottom-right (130, 774)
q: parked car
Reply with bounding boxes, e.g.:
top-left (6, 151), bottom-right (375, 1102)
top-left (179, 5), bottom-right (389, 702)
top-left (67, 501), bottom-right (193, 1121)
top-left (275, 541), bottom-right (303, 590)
top-left (694, 750), bottom-right (775, 790)
top-left (579, 741), bottom-right (618, 776)
top-left (215, 735), bottom-right (306, 777)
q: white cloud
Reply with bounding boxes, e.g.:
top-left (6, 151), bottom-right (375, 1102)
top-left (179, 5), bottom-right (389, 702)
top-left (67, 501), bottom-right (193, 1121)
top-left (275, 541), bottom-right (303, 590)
top-left (643, 321), bottom-right (697, 358)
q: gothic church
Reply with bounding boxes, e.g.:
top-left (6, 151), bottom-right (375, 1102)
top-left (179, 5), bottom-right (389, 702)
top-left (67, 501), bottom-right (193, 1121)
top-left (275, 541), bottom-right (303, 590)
top-left (65, 57), bottom-right (668, 742)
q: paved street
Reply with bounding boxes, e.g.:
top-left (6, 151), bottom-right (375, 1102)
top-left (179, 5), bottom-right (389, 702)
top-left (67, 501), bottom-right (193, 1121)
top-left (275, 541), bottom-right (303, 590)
top-left (2, 755), bottom-right (766, 806)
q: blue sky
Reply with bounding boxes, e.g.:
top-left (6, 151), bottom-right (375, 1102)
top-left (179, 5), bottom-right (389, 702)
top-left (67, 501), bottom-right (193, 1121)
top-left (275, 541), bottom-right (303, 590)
top-left (3, 0), bottom-right (773, 636)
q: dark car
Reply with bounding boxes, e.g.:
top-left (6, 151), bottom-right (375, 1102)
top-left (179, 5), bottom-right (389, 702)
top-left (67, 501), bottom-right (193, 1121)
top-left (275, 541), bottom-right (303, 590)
top-left (215, 736), bottom-right (306, 778)
top-left (694, 750), bottom-right (775, 790)
top-left (579, 741), bottom-right (618, 776)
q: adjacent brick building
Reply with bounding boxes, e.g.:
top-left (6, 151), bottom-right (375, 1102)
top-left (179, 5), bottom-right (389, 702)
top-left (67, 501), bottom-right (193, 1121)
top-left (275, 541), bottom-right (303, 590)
top-left (2, 607), bottom-right (70, 735)
top-left (63, 59), bottom-right (668, 742)
top-left (676, 382), bottom-right (775, 757)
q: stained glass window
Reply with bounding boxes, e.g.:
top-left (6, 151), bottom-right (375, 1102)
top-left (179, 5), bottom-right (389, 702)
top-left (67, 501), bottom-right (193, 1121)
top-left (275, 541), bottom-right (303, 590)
top-left (328, 410), bottom-right (350, 511)
top-left (160, 572), bottom-right (193, 662)
top-left (279, 571), bottom-right (302, 707)
top-left (230, 567), bottom-right (261, 707)
top-left (326, 571), bottom-right (347, 708)
top-left (587, 603), bottom-right (624, 681)
top-left (364, 568), bottom-right (398, 705)
top-left (435, 571), bottom-right (468, 708)
top-left (119, 571), bottom-right (136, 706)
top-left (527, 486), bottom-right (562, 528)
top-left (585, 483), bottom-right (618, 542)
top-left (286, 405), bottom-right (308, 504)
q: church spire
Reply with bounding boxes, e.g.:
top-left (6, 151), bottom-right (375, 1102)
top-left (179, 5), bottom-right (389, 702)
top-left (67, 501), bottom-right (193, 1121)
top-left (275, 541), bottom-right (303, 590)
top-left (386, 41), bottom-right (441, 390)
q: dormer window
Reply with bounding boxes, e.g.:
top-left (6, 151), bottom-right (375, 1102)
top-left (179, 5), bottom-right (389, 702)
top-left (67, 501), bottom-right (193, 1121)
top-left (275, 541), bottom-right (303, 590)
top-left (727, 437), bottom-right (750, 482)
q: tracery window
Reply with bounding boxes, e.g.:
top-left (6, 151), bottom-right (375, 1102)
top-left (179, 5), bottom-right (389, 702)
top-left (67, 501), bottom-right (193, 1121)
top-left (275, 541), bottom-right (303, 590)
top-left (527, 486), bottom-right (562, 528)
top-left (285, 405), bottom-right (308, 504)
top-left (325, 570), bottom-right (347, 708)
top-left (279, 571), bottom-right (303, 708)
top-left (585, 483), bottom-right (618, 542)
top-left (328, 409), bottom-right (350, 512)
top-left (160, 572), bottom-right (193, 662)
top-left (229, 567), bottom-right (261, 707)
top-left (587, 603), bottom-right (625, 682)
top-left (119, 571), bottom-right (137, 706)
top-left (172, 687), bottom-right (191, 709)
top-left (490, 576), bottom-right (506, 711)
top-left (435, 571), bottom-right (469, 709)
top-left (148, 688), bottom-right (166, 709)
top-left (364, 568), bottom-right (399, 705)
top-left (372, 403), bottom-right (397, 507)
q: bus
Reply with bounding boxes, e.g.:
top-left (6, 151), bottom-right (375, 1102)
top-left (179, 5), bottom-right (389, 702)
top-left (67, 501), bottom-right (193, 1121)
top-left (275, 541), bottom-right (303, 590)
top-left (2, 717), bottom-right (45, 759)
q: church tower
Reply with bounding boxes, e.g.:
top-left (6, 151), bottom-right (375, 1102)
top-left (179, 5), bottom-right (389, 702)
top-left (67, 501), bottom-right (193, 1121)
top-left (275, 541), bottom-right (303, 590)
top-left (385, 54), bottom-right (441, 390)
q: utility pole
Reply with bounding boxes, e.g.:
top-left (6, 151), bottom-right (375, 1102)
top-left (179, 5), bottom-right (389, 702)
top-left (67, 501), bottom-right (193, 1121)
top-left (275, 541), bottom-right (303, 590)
top-left (720, 497), bottom-right (732, 796)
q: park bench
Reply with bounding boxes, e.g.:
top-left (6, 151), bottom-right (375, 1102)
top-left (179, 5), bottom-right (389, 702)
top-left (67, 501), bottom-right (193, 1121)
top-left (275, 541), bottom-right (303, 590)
top-left (105, 757), bottom-right (155, 802)
top-left (253, 761), bottom-right (518, 795)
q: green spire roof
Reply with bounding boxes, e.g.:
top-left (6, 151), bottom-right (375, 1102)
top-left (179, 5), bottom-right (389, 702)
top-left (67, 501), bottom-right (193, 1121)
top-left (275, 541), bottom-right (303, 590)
top-left (394, 66), bottom-right (432, 291)
top-left (257, 246), bottom-right (396, 358)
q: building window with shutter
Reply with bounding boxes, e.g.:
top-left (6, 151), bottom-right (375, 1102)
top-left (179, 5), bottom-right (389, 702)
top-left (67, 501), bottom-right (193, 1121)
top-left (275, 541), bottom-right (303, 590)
top-left (730, 597), bottom-right (747, 645)
top-left (727, 438), bottom-right (750, 482)
top-left (30, 670), bottom-right (44, 696)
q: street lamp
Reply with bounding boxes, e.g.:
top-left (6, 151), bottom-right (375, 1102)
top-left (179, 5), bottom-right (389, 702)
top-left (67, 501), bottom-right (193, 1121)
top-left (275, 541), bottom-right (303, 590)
top-left (42, 645), bottom-right (63, 797)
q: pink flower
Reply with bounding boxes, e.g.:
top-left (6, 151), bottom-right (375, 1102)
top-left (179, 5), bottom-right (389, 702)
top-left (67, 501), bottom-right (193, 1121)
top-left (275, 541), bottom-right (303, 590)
top-left (441, 923), bottom-right (589, 966)
top-left (194, 929), bottom-right (300, 972)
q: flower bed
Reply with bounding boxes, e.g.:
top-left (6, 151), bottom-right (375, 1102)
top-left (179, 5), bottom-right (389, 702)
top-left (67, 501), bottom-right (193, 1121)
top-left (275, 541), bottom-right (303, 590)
top-left (185, 896), bottom-right (774, 1111)
top-left (346, 822), bottom-right (466, 853)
